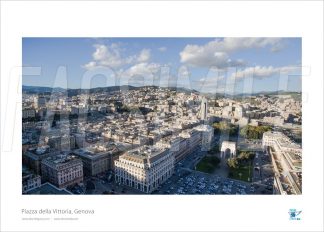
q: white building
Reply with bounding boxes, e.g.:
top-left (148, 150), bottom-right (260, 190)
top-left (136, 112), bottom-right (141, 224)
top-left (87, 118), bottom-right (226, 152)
top-left (234, 106), bottom-right (244, 119)
top-left (195, 125), bottom-right (214, 151)
top-left (180, 129), bottom-right (201, 150)
top-left (222, 106), bottom-right (233, 119)
top-left (263, 116), bottom-right (284, 126)
top-left (262, 131), bottom-right (302, 173)
top-left (156, 136), bottom-right (190, 162)
top-left (262, 131), bottom-right (302, 195)
top-left (114, 146), bottom-right (175, 193)
top-left (237, 117), bottom-right (249, 126)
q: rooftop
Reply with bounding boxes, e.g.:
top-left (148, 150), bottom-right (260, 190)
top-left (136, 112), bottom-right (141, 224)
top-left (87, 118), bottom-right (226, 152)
top-left (42, 153), bottom-right (81, 166)
top-left (27, 145), bottom-right (50, 155)
top-left (73, 148), bottom-right (110, 160)
top-left (128, 145), bottom-right (164, 158)
top-left (121, 145), bottom-right (169, 164)
top-left (221, 141), bottom-right (236, 146)
top-left (264, 131), bottom-right (301, 150)
top-left (287, 151), bottom-right (302, 162)
top-left (195, 124), bottom-right (214, 132)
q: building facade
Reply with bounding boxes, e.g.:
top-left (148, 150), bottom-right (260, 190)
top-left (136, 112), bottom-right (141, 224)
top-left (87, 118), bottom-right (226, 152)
top-left (114, 146), bottom-right (175, 193)
top-left (195, 124), bottom-right (214, 151)
top-left (73, 146), bottom-right (111, 176)
top-left (262, 131), bottom-right (302, 173)
top-left (23, 146), bottom-right (54, 175)
top-left (34, 96), bottom-right (47, 108)
top-left (262, 131), bottom-right (302, 195)
top-left (41, 154), bottom-right (83, 189)
top-left (22, 174), bottom-right (41, 193)
top-left (22, 108), bottom-right (36, 119)
top-left (220, 141), bottom-right (237, 159)
top-left (180, 129), bottom-right (201, 151)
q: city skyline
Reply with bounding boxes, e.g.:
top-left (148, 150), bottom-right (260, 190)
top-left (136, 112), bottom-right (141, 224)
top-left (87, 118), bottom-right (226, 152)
top-left (22, 38), bottom-right (302, 94)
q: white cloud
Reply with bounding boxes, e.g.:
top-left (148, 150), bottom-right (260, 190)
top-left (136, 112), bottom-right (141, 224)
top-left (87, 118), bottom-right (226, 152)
top-left (180, 38), bottom-right (283, 68)
top-left (230, 65), bottom-right (301, 80)
top-left (82, 61), bottom-right (99, 70)
top-left (279, 66), bottom-right (302, 74)
top-left (180, 48), bottom-right (235, 69)
top-left (180, 48), bottom-right (245, 69)
top-left (118, 62), bottom-right (162, 86)
top-left (213, 38), bottom-right (283, 52)
top-left (178, 66), bottom-right (190, 76)
top-left (83, 44), bottom-right (152, 70)
top-left (137, 49), bottom-right (151, 62)
top-left (158, 47), bottom-right (167, 52)
top-left (92, 43), bottom-right (128, 68)
top-left (193, 76), bottom-right (226, 93)
top-left (82, 43), bottom-right (166, 85)
top-left (122, 62), bottom-right (161, 78)
top-left (198, 75), bottom-right (224, 83)
top-left (195, 75), bottom-right (224, 87)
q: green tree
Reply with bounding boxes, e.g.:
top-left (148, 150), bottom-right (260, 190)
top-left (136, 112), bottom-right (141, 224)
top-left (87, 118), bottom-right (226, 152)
top-left (239, 125), bottom-right (271, 139)
top-left (227, 158), bottom-right (239, 169)
top-left (212, 121), bottom-right (238, 136)
top-left (238, 151), bottom-right (255, 163)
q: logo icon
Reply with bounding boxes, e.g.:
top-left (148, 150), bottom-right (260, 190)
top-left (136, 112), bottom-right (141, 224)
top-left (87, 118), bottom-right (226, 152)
top-left (288, 209), bottom-right (302, 220)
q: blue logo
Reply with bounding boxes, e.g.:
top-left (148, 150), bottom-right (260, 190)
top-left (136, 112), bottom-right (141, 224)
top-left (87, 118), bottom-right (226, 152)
top-left (288, 209), bottom-right (302, 220)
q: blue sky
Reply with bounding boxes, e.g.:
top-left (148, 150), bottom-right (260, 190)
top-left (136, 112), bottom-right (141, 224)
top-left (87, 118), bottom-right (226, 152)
top-left (22, 37), bottom-right (301, 93)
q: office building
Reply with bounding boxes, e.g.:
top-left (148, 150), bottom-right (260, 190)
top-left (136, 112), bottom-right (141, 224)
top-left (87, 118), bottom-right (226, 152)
top-left (41, 153), bottom-right (83, 189)
top-left (115, 146), bottom-right (175, 193)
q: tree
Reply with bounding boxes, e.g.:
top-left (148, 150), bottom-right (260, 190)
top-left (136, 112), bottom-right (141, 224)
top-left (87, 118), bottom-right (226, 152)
top-left (238, 151), bottom-right (252, 160)
top-left (227, 151), bottom-right (255, 169)
top-left (227, 158), bottom-right (239, 169)
top-left (239, 125), bottom-right (271, 139)
top-left (212, 121), bottom-right (238, 136)
top-left (237, 151), bottom-right (255, 165)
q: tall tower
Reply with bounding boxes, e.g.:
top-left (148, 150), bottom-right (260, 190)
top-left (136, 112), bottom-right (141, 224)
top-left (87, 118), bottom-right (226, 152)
top-left (200, 97), bottom-right (208, 121)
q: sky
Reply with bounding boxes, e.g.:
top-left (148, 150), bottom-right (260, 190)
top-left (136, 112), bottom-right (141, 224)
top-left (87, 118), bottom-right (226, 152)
top-left (22, 37), bottom-right (302, 94)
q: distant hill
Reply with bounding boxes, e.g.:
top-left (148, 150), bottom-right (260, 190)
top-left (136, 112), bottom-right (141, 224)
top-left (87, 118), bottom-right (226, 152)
top-left (22, 85), bottom-right (65, 94)
top-left (22, 85), bottom-right (200, 96)
top-left (208, 90), bottom-right (301, 99)
top-left (23, 85), bottom-right (140, 96)
top-left (22, 85), bottom-right (300, 97)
